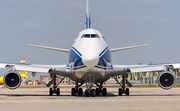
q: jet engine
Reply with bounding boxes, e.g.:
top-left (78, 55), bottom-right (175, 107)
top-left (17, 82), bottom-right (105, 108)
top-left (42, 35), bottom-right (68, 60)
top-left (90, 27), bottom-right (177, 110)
top-left (157, 71), bottom-right (176, 90)
top-left (3, 71), bottom-right (22, 89)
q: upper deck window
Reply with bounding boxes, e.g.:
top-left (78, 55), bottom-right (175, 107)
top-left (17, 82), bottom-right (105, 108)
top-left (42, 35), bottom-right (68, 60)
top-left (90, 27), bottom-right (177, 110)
top-left (81, 34), bottom-right (99, 38)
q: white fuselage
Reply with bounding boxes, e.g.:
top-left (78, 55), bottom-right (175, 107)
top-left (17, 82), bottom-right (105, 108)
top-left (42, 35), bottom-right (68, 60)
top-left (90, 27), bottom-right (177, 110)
top-left (68, 28), bottom-right (112, 82)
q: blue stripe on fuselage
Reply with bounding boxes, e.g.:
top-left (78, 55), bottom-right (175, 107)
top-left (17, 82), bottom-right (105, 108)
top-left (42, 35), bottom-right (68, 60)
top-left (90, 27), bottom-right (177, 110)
top-left (99, 47), bottom-right (108, 57)
top-left (69, 47), bottom-right (84, 67)
top-left (72, 47), bottom-right (82, 57)
top-left (97, 47), bottom-right (111, 67)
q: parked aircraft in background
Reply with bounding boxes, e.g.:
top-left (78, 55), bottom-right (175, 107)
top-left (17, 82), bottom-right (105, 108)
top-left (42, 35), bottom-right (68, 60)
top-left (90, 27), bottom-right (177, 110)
top-left (0, 0), bottom-right (180, 97)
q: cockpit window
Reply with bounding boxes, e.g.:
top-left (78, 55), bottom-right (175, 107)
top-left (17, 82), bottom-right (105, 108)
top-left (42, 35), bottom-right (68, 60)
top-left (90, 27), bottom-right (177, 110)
top-left (91, 34), bottom-right (97, 38)
top-left (83, 34), bottom-right (90, 38)
top-left (81, 34), bottom-right (99, 38)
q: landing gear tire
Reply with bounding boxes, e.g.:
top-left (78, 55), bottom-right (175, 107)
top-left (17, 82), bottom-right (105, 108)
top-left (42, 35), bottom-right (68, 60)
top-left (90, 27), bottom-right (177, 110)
top-left (57, 88), bottom-right (60, 96)
top-left (71, 88), bottom-right (76, 96)
top-left (49, 88), bottom-right (53, 96)
top-left (102, 88), bottom-right (107, 96)
top-left (126, 88), bottom-right (129, 96)
top-left (48, 74), bottom-right (62, 96)
top-left (49, 88), bottom-right (60, 96)
top-left (79, 88), bottom-right (83, 96)
top-left (119, 88), bottom-right (122, 96)
top-left (96, 88), bottom-right (100, 96)
top-left (90, 89), bottom-right (96, 97)
top-left (85, 89), bottom-right (90, 97)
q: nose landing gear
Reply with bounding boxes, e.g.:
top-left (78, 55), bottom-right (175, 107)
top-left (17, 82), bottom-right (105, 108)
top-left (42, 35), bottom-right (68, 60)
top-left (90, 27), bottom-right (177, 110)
top-left (84, 77), bottom-right (97, 97)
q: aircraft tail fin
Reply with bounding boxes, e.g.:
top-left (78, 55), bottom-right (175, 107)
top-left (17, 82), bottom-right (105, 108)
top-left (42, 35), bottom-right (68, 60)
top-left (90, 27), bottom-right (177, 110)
top-left (85, 0), bottom-right (91, 29)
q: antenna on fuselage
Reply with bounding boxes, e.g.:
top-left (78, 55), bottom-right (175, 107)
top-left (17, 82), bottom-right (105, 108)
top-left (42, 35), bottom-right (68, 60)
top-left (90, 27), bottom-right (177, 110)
top-left (85, 0), bottom-right (91, 29)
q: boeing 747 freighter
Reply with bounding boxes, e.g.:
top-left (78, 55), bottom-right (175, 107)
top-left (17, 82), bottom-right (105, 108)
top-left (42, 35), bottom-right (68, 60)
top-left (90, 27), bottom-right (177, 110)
top-left (1, 0), bottom-right (180, 97)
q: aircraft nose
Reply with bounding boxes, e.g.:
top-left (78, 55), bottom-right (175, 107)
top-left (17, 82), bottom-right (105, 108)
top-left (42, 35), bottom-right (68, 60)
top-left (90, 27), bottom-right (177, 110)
top-left (82, 51), bottom-right (99, 68)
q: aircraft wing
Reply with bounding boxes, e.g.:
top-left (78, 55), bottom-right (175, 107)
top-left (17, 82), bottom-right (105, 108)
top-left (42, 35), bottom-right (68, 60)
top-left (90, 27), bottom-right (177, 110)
top-left (0, 63), bottom-right (68, 76)
top-left (103, 63), bottom-right (180, 82)
top-left (112, 63), bottom-right (180, 74)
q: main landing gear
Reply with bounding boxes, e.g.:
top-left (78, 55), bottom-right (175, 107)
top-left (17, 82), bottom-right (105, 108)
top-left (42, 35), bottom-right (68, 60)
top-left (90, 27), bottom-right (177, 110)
top-left (95, 83), bottom-right (107, 96)
top-left (114, 74), bottom-right (132, 96)
top-left (46, 74), bottom-right (132, 97)
top-left (71, 82), bottom-right (84, 96)
top-left (84, 87), bottom-right (107, 97)
top-left (49, 88), bottom-right (60, 96)
top-left (71, 78), bottom-right (107, 97)
top-left (84, 80), bottom-right (107, 97)
top-left (46, 74), bottom-right (65, 96)
top-left (84, 78), bottom-right (107, 97)
top-left (70, 82), bottom-right (107, 97)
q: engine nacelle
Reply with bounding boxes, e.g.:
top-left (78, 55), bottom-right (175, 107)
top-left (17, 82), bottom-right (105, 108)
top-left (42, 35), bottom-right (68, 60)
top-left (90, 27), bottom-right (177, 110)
top-left (3, 71), bottom-right (22, 90)
top-left (157, 71), bottom-right (176, 90)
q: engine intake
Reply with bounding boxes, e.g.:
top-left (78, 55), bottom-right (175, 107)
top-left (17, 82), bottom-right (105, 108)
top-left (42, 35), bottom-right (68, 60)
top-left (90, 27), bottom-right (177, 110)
top-left (157, 71), bottom-right (176, 90)
top-left (3, 71), bottom-right (22, 89)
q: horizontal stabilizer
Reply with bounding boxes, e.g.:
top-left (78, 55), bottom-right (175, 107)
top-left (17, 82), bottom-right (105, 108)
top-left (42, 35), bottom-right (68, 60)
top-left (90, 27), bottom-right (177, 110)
top-left (110, 44), bottom-right (149, 52)
top-left (27, 44), bottom-right (69, 53)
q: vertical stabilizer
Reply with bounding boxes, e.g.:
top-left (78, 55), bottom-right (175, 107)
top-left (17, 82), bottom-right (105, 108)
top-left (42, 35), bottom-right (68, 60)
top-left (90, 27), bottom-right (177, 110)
top-left (86, 0), bottom-right (91, 29)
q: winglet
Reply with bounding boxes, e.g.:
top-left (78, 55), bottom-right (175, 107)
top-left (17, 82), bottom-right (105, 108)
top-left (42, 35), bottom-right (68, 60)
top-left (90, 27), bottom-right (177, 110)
top-left (85, 0), bottom-right (91, 29)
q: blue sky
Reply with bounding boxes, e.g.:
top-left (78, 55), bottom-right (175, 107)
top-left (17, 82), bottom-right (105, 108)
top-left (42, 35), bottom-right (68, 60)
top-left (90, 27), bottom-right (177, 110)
top-left (0, 0), bottom-right (179, 80)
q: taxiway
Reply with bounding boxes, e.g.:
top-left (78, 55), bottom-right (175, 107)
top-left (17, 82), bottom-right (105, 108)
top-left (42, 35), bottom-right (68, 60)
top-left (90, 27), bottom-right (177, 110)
top-left (0, 87), bottom-right (179, 111)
